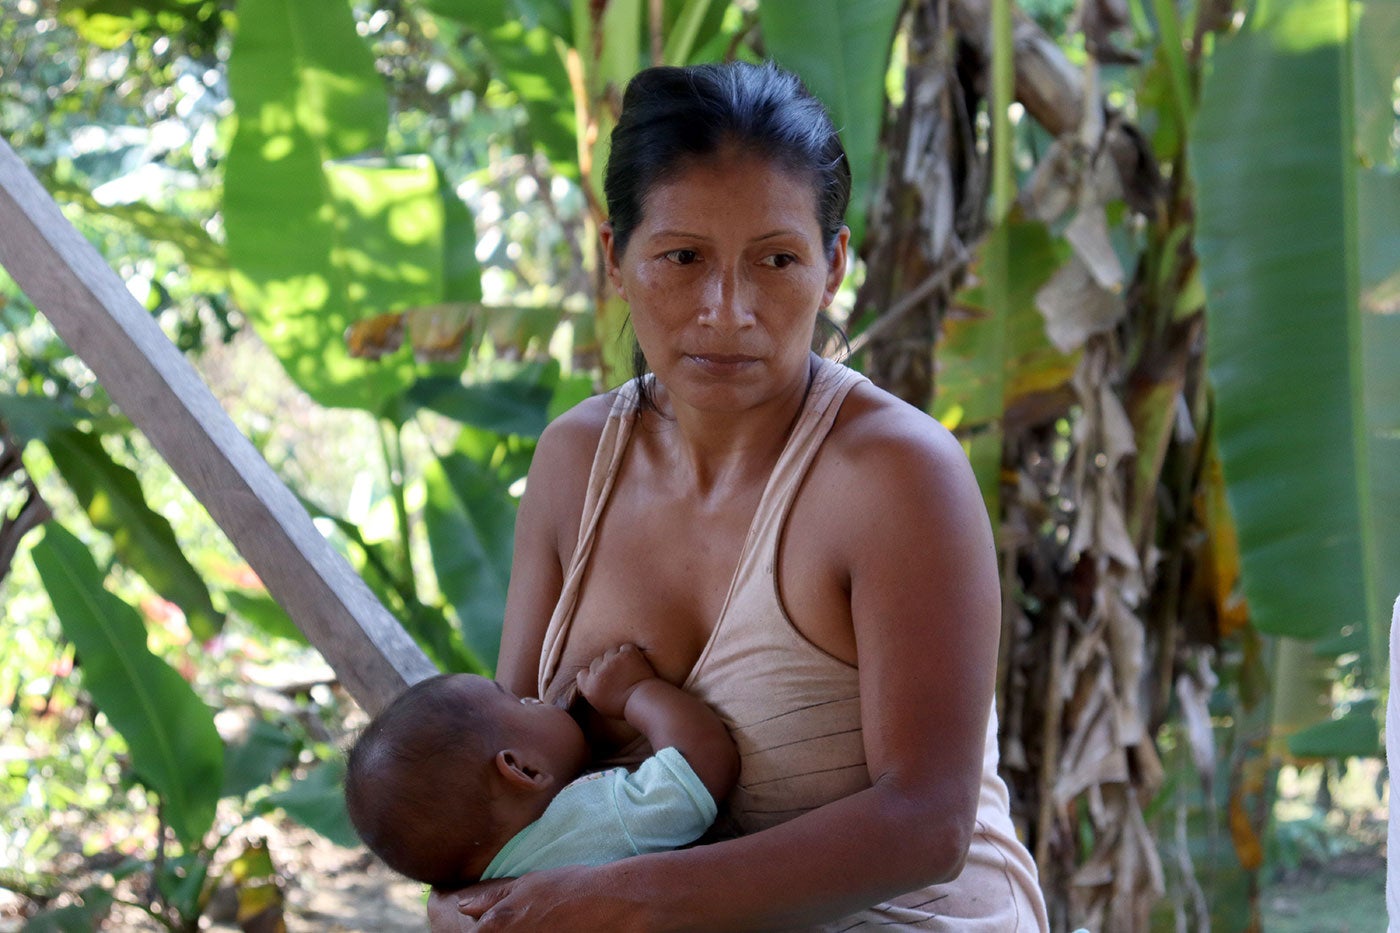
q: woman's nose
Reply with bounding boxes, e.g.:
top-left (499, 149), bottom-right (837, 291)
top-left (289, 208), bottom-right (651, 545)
top-left (697, 266), bottom-right (755, 332)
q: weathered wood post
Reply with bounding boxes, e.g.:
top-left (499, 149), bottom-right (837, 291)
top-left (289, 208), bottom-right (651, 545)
top-left (0, 136), bottom-right (436, 715)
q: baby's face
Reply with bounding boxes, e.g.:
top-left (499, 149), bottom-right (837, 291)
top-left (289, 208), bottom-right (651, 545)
top-left (445, 675), bottom-right (589, 778)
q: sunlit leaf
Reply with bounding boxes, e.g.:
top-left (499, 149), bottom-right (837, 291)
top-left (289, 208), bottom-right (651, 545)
top-left (52, 184), bottom-right (229, 288)
top-left (938, 212), bottom-right (1079, 499)
top-left (440, 167), bottom-right (485, 305)
top-left (425, 0), bottom-right (579, 178)
top-left (224, 0), bottom-right (444, 412)
top-left (228, 838), bottom-right (285, 929)
top-left (60, 0), bottom-right (223, 49)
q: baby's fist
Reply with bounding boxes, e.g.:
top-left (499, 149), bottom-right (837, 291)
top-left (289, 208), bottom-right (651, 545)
top-left (576, 643), bottom-right (656, 719)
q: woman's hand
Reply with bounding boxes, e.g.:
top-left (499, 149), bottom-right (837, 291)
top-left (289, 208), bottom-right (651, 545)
top-left (428, 880), bottom-right (522, 932)
top-left (453, 865), bottom-right (646, 933)
top-left (428, 887), bottom-right (478, 931)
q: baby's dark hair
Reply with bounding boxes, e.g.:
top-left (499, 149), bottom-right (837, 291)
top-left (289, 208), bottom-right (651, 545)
top-left (344, 674), bottom-right (503, 888)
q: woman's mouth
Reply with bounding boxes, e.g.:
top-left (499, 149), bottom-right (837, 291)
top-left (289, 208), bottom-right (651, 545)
top-left (686, 353), bottom-right (759, 369)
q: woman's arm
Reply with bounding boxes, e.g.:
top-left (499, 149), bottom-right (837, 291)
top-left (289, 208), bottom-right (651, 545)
top-left (461, 402), bottom-right (1003, 931)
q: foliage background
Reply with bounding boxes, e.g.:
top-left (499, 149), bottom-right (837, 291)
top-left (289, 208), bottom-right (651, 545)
top-left (0, 0), bottom-right (1396, 930)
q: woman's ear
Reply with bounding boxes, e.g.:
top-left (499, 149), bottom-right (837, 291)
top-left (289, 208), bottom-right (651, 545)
top-left (600, 222), bottom-right (627, 300)
top-left (822, 226), bottom-right (850, 308)
top-left (495, 750), bottom-right (550, 791)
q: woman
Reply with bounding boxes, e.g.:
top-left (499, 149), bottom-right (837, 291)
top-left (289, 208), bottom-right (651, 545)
top-left (431, 60), bottom-right (1049, 931)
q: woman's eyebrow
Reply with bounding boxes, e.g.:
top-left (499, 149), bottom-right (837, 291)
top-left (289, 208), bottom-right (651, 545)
top-left (650, 228), bottom-right (710, 240)
top-left (752, 229), bottom-right (804, 242)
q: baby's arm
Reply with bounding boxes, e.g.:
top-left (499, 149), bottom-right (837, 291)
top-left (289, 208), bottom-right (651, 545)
top-left (576, 644), bottom-right (739, 803)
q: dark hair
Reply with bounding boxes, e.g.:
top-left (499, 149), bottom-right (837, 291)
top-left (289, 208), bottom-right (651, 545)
top-left (603, 60), bottom-right (852, 395)
top-left (344, 675), bottom-right (502, 889)
top-left (604, 60), bottom-right (851, 260)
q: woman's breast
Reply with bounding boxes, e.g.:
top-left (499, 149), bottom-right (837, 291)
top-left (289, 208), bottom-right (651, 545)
top-left (687, 617), bottom-right (869, 834)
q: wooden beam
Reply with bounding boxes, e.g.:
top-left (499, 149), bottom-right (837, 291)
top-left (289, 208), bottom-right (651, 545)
top-left (0, 136), bottom-right (436, 716)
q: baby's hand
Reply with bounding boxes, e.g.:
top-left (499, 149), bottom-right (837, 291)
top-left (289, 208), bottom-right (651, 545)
top-left (576, 644), bottom-right (657, 720)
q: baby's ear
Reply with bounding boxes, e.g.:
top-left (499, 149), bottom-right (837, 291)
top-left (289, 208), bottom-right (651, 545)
top-left (495, 750), bottom-right (549, 790)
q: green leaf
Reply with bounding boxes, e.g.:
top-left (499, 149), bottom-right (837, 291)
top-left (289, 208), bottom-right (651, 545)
top-left (661, 0), bottom-right (720, 65)
top-left (225, 590), bottom-right (309, 646)
top-left (757, 0), bottom-right (902, 252)
top-left (407, 365), bottom-right (558, 438)
top-left (403, 599), bottom-right (485, 675)
top-left (259, 758), bottom-right (359, 849)
top-left (153, 852), bottom-right (209, 924)
top-left (424, 448), bottom-right (517, 669)
top-left (0, 392), bottom-right (84, 443)
top-left (1286, 700), bottom-right (1381, 758)
top-left (222, 718), bottom-right (301, 798)
top-left (60, 0), bottom-right (223, 49)
top-left (425, 0), bottom-right (579, 179)
top-left (225, 0), bottom-right (447, 412)
top-left (1192, 0), bottom-right (1400, 682)
top-left (440, 166), bottom-right (484, 305)
top-left (45, 427), bottom-right (223, 640)
top-left (29, 524), bottom-right (223, 848)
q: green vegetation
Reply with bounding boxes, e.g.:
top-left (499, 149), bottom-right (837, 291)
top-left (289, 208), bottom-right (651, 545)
top-left (1, 0), bottom-right (1396, 929)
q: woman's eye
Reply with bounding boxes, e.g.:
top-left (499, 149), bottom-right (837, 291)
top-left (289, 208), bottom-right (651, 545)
top-left (762, 253), bottom-right (797, 269)
top-left (664, 249), bottom-right (700, 265)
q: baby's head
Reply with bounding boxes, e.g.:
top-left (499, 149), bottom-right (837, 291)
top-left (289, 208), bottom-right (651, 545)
top-left (344, 673), bottom-right (588, 888)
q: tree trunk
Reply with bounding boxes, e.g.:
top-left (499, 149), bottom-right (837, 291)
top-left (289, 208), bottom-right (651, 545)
top-left (854, 0), bottom-right (983, 408)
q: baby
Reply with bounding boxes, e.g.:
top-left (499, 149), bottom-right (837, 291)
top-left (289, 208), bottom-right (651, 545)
top-left (344, 643), bottom-right (738, 889)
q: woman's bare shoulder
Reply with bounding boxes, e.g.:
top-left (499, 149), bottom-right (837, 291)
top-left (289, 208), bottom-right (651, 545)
top-left (825, 377), bottom-right (971, 484)
top-left (536, 389), bottom-right (618, 461)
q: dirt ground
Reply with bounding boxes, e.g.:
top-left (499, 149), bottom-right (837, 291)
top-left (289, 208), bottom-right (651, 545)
top-left (207, 823), bottom-right (427, 933)
top-left (0, 820), bottom-right (426, 932)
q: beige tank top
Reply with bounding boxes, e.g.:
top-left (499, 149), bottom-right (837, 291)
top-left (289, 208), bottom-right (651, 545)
top-left (538, 357), bottom-right (1048, 931)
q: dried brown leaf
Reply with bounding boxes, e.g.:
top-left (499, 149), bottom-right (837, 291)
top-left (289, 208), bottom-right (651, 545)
top-left (1036, 257), bottom-right (1126, 352)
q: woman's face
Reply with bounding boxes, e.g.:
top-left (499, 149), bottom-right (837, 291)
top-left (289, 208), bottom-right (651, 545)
top-left (602, 149), bottom-right (848, 415)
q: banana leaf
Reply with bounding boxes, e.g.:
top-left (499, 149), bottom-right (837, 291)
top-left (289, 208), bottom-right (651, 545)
top-left (757, 0), bottom-right (903, 253)
top-left (1192, 0), bottom-right (1400, 682)
top-left (223, 0), bottom-right (451, 412)
top-left (1193, 0), bottom-right (1400, 758)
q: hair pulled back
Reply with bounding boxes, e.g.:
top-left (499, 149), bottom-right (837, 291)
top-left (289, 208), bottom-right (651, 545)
top-left (603, 60), bottom-right (852, 260)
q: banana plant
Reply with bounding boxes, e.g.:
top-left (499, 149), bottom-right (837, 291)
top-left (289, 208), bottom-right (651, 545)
top-left (1192, 0), bottom-right (1400, 756)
